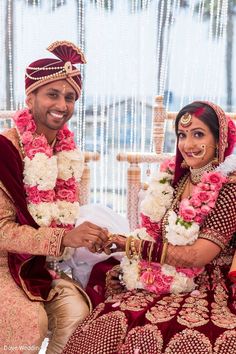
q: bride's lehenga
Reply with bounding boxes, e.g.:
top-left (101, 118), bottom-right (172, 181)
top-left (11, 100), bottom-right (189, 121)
top-left (63, 180), bottom-right (236, 354)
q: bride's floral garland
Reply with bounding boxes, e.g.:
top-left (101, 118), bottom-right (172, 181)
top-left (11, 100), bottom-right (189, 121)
top-left (14, 109), bottom-right (84, 235)
top-left (121, 155), bottom-right (236, 294)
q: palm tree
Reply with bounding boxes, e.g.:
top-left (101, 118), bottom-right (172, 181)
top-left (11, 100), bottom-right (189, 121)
top-left (194, 0), bottom-right (236, 111)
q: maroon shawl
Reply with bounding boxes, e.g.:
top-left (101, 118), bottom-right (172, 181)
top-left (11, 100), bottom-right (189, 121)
top-left (0, 135), bottom-right (54, 301)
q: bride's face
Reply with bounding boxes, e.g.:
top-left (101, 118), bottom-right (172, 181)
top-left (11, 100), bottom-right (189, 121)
top-left (177, 115), bottom-right (217, 169)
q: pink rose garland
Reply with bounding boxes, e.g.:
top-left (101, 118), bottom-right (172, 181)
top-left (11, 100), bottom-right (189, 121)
top-left (14, 109), bottom-right (83, 231)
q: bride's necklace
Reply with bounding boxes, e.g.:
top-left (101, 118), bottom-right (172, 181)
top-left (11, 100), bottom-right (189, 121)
top-left (189, 161), bottom-right (214, 184)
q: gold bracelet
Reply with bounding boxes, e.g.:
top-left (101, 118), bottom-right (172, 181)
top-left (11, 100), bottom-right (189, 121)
top-left (138, 239), bottom-right (143, 257)
top-left (125, 236), bottom-right (133, 259)
top-left (130, 237), bottom-right (137, 256)
top-left (148, 241), bottom-right (154, 263)
top-left (160, 242), bottom-right (168, 265)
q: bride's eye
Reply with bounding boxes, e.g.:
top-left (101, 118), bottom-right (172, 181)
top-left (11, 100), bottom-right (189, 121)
top-left (194, 131), bottom-right (204, 138)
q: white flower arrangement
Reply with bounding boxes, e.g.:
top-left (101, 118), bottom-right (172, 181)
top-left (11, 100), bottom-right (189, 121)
top-left (57, 149), bottom-right (84, 181)
top-left (166, 210), bottom-right (199, 246)
top-left (23, 154), bottom-right (58, 190)
top-left (140, 172), bottom-right (174, 222)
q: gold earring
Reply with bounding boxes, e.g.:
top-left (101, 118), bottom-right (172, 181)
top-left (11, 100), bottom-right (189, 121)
top-left (181, 160), bottom-right (189, 169)
top-left (212, 145), bottom-right (219, 166)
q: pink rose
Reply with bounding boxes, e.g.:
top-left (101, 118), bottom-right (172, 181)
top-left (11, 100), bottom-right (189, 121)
top-left (39, 190), bottom-right (55, 202)
top-left (168, 159), bottom-right (176, 173)
top-left (27, 120), bottom-right (37, 133)
top-left (14, 110), bottom-right (31, 132)
top-left (57, 188), bottom-right (76, 202)
top-left (56, 177), bottom-right (76, 191)
top-left (31, 136), bottom-right (47, 149)
top-left (140, 213), bottom-right (161, 241)
top-left (25, 146), bottom-right (50, 159)
top-left (202, 171), bottom-right (226, 185)
top-left (176, 267), bottom-right (204, 278)
top-left (197, 182), bottom-right (210, 191)
top-left (25, 185), bottom-right (41, 204)
top-left (160, 158), bottom-right (175, 173)
top-left (26, 186), bottom-right (55, 203)
top-left (193, 191), bottom-right (212, 204)
top-left (55, 138), bottom-right (76, 152)
top-left (190, 196), bottom-right (202, 208)
top-left (180, 205), bottom-right (196, 222)
top-left (194, 215), bottom-right (203, 224)
top-left (21, 131), bottom-right (34, 145)
top-left (200, 204), bottom-right (211, 215)
top-left (57, 127), bottom-right (73, 140)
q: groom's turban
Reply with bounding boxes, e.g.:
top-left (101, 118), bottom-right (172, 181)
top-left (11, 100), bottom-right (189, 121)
top-left (25, 41), bottom-right (86, 100)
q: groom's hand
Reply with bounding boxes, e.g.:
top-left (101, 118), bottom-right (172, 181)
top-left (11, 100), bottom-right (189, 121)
top-left (62, 222), bottom-right (109, 252)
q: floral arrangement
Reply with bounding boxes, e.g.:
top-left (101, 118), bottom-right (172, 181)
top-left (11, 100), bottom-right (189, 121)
top-left (14, 109), bottom-right (84, 244)
top-left (121, 155), bottom-right (236, 294)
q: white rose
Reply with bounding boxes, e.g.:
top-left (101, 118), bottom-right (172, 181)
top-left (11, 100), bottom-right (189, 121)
top-left (57, 150), bottom-right (84, 181)
top-left (57, 201), bottom-right (80, 225)
top-left (23, 154), bottom-right (57, 190)
top-left (28, 202), bottom-right (56, 226)
top-left (170, 273), bottom-right (195, 294)
top-left (120, 257), bottom-right (143, 290)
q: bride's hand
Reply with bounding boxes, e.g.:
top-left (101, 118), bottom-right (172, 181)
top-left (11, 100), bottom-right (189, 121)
top-left (106, 266), bottom-right (124, 293)
top-left (102, 234), bottom-right (127, 254)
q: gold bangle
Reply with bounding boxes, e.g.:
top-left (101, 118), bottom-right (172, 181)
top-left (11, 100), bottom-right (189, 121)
top-left (130, 237), bottom-right (137, 256)
top-left (160, 242), bottom-right (168, 265)
top-left (148, 242), bottom-right (154, 263)
top-left (138, 239), bottom-right (143, 257)
top-left (125, 236), bottom-right (133, 259)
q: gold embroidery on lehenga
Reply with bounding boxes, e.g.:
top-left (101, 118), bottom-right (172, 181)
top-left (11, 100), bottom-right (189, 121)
top-left (164, 329), bottom-right (212, 354)
top-left (105, 289), bottom-right (155, 312)
top-left (211, 267), bottom-right (236, 329)
top-left (213, 330), bottom-right (236, 353)
top-left (177, 272), bottom-right (210, 328)
top-left (146, 294), bottom-right (184, 323)
top-left (119, 324), bottom-right (163, 354)
top-left (64, 309), bottom-right (127, 354)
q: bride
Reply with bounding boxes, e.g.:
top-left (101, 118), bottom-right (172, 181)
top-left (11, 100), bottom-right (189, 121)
top-left (64, 100), bottom-right (236, 354)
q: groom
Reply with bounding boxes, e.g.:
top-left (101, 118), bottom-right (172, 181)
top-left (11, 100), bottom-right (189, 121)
top-left (0, 41), bottom-right (108, 354)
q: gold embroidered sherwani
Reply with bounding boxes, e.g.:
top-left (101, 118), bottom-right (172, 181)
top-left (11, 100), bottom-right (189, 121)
top-left (0, 128), bottom-right (90, 354)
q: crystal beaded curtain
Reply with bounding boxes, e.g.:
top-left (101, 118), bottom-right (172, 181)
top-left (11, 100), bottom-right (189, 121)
top-left (0, 0), bottom-right (232, 214)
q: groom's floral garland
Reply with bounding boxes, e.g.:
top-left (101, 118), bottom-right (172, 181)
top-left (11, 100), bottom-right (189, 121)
top-left (14, 109), bottom-right (84, 234)
top-left (121, 155), bottom-right (236, 294)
